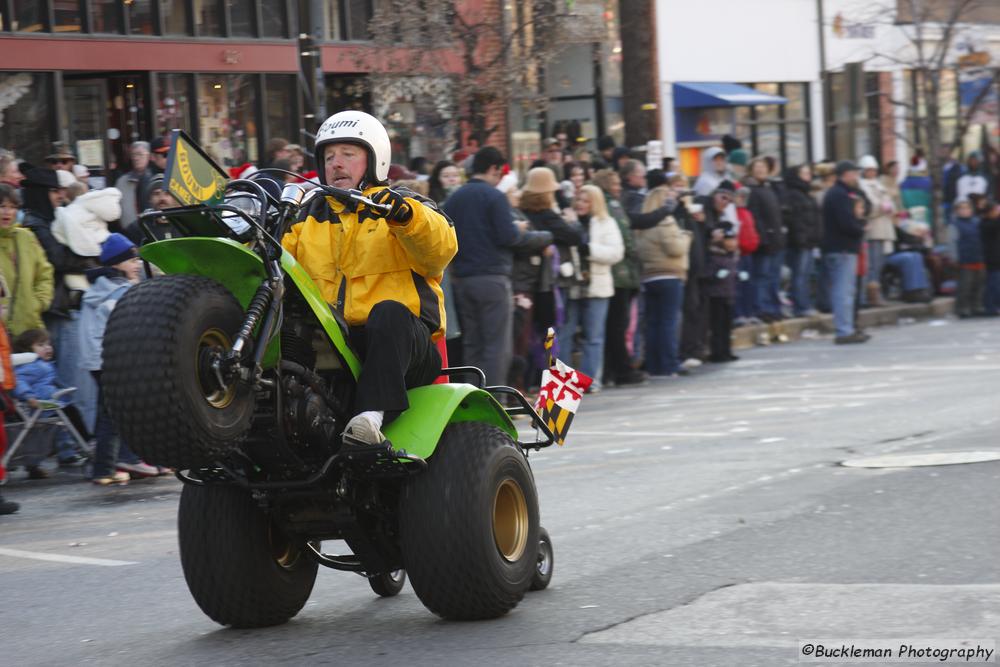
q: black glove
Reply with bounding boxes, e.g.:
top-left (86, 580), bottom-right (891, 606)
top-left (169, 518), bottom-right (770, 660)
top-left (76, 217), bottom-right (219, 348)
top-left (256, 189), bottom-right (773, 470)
top-left (371, 188), bottom-right (413, 224)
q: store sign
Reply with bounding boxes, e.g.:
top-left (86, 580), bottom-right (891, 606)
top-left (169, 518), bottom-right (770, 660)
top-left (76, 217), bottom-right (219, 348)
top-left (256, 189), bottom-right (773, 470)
top-left (832, 13), bottom-right (875, 39)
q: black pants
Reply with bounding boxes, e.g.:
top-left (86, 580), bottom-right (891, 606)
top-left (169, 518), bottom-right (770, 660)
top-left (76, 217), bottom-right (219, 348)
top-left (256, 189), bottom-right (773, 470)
top-left (603, 287), bottom-right (634, 383)
top-left (349, 301), bottom-right (442, 424)
top-left (708, 297), bottom-right (733, 360)
top-left (679, 279), bottom-right (708, 361)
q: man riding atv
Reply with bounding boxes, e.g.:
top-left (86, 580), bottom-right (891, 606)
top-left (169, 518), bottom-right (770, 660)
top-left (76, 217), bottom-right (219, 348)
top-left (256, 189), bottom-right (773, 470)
top-left (282, 110), bottom-right (457, 447)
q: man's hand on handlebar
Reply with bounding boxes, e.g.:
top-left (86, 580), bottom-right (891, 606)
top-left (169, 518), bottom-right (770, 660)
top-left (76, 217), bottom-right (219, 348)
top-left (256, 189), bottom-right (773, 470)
top-left (371, 188), bottom-right (413, 225)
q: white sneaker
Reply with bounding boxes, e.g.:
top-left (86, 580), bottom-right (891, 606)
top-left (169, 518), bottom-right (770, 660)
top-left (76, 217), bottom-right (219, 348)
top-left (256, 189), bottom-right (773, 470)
top-left (680, 358), bottom-right (703, 370)
top-left (343, 411), bottom-right (386, 445)
top-left (116, 461), bottom-right (160, 478)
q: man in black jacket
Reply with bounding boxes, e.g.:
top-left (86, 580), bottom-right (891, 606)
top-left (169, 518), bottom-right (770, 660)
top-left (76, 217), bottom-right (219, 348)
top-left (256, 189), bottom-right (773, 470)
top-left (619, 160), bottom-right (674, 230)
top-left (821, 161), bottom-right (869, 344)
top-left (444, 147), bottom-right (552, 385)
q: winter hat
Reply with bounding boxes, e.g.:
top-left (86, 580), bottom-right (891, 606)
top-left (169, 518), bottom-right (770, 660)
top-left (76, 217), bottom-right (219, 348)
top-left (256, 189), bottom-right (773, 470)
top-left (21, 167), bottom-right (60, 190)
top-left (611, 146), bottom-right (631, 166)
top-left (149, 136), bottom-right (169, 155)
top-left (835, 160), bottom-right (860, 176)
top-left (721, 135), bottom-right (743, 154)
top-left (72, 164), bottom-right (90, 180)
top-left (144, 174), bottom-right (165, 203)
top-left (55, 169), bottom-right (76, 189)
top-left (99, 232), bottom-right (138, 267)
top-left (858, 155), bottom-right (879, 171)
top-left (597, 135), bottom-right (616, 152)
top-left (522, 167), bottom-right (561, 194)
top-left (715, 179), bottom-right (737, 196)
top-left (728, 149), bottom-right (749, 167)
top-left (228, 163), bottom-right (258, 180)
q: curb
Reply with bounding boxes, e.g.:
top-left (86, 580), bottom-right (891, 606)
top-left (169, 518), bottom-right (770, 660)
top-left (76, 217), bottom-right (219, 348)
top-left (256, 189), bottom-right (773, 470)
top-left (731, 297), bottom-right (955, 349)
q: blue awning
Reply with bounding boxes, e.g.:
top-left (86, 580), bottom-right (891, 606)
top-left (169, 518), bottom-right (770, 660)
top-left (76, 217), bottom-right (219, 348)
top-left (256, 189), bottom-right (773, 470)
top-left (674, 82), bottom-right (787, 108)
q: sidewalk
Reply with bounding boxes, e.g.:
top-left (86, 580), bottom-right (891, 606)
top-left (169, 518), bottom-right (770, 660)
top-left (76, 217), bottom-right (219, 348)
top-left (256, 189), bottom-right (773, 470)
top-left (732, 297), bottom-right (956, 349)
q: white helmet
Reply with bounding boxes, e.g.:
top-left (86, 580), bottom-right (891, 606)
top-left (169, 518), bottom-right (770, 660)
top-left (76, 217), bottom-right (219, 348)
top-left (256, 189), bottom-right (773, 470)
top-left (314, 110), bottom-right (391, 185)
top-left (858, 154), bottom-right (879, 171)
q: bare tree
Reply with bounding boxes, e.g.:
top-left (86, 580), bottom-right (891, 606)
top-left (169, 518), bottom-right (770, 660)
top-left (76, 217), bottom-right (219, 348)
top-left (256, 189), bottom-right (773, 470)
top-left (360, 0), bottom-right (604, 148)
top-left (863, 0), bottom-right (996, 228)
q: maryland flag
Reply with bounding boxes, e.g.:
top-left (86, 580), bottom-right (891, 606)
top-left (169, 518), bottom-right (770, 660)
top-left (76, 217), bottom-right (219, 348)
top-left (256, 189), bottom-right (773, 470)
top-left (533, 329), bottom-right (592, 445)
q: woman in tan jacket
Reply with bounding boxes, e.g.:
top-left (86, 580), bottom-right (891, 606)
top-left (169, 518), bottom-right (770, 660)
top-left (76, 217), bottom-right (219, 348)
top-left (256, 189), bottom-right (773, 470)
top-left (637, 186), bottom-right (692, 375)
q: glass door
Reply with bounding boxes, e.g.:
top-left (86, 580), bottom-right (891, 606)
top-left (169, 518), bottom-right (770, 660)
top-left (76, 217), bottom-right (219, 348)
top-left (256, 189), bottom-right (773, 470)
top-left (63, 79), bottom-right (109, 179)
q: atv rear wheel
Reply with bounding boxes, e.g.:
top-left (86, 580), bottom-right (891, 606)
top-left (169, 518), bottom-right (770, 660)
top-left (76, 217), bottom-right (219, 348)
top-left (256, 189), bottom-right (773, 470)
top-left (400, 422), bottom-right (539, 620)
top-left (178, 483), bottom-right (318, 628)
top-left (102, 275), bottom-right (253, 469)
top-left (369, 569), bottom-right (406, 597)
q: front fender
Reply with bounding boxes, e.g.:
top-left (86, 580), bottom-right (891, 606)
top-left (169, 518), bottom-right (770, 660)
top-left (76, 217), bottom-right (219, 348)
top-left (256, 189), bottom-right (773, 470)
top-left (140, 237), bottom-right (361, 377)
top-left (384, 384), bottom-right (518, 459)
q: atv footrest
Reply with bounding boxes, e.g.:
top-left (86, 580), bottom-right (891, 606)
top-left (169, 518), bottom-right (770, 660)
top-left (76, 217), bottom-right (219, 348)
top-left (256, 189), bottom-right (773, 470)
top-left (339, 436), bottom-right (427, 478)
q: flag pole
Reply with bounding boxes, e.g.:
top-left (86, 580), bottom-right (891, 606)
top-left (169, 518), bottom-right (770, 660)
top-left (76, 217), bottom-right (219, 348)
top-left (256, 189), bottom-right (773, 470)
top-left (544, 327), bottom-right (556, 370)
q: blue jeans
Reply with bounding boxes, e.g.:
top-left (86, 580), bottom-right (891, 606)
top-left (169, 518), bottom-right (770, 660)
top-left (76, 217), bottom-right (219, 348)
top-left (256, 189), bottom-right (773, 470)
top-left (558, 297), bottom-right (610, 388)
top-left (984, 270), bottom-right (1000, 315)
top-left (91, 373), bottom-right (142, 477)
top-left (735, 255), bottom-right (756, 318)
top-left (885, 251), bottom-right (930, 292)
top-left (643, 279), bottom-right (684, 375)
top-left (753, 251), bottom-right (784, 317)
top-left (786, 248), bottom-right (815, 315)
top-left (824, 252), bottom-right (859, 337)
top-left (46, 311), bottom-right (98, 432)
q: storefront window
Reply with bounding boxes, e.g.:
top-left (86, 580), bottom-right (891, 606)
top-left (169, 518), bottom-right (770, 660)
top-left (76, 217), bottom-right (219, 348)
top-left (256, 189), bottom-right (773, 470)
top-left (53, 1), bottom-right (83, 33)
top-left (785, 123), bottom-right (808, 166)
top-left (260, 0), bottom-right (287, 38)
top-left (160, 0), bottom-right (190, 35)
top-left (127, 0), bottom-right (155, 35)
top-left (156, 74), bottom-right (193, 136)
top-left (92, 0), bottom-right (124, 33)
top-left (193, 0), bottom-right (224, 37)
top-left (0, 72), bottom-right (52, 164)
top-left (326, 0), bottom-right (371, 40)
top-left (265, 74), bottom-right (296, 150)
top-left (228, 0), bottom-right (255, 37)
top-left (197, 74), bottom-right (258, 167)
top-left (783, 83), bottom-right (807, 120)
top-left (13, 0), bottom-right (47, 32)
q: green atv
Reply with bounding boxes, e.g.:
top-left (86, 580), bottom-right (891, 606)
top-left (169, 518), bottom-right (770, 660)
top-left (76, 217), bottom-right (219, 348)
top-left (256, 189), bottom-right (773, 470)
top-left (101, 133), bottom-right (556, 628)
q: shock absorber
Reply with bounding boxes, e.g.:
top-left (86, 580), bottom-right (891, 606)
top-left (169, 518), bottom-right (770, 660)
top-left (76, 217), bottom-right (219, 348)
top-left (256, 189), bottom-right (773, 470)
top-left (231, 282), bottom-right (273, 360)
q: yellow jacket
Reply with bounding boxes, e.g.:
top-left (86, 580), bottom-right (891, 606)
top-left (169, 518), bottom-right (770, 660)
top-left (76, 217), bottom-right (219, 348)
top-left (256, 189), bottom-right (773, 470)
top-left (282, 187), bottom-right (458, 340)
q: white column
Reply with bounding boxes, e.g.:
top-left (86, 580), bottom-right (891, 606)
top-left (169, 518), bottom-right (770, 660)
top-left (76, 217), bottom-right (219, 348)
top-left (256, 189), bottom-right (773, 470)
top-left (661, 81), bottom-right (676, 156)
top-left (810, 78), bottom-right (826, 159)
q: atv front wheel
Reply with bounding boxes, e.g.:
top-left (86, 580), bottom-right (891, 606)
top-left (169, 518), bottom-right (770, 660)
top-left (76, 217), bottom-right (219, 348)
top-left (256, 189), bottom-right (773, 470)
top-left (369, 569), bottom-right (406, 597)
top-left (400, 422), bottom-right (539, 620)
top-left (178, 483), bottom-right (318, 628)
top-left (102, 275), bottom-right (254, 468)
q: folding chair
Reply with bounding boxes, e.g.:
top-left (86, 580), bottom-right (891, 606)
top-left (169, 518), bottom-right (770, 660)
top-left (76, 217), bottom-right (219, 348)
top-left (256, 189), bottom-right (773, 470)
top-left (2, 387), bottom-right (92, 470)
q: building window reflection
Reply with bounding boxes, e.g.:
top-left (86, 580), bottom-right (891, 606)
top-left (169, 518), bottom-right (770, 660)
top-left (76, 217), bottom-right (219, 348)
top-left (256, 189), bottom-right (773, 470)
top-left (53, 1), bottom-right (83, 33)
top-left (198, 74), bottom-right (258, 167)
top-left (0, 72), bottom-right (52, 164)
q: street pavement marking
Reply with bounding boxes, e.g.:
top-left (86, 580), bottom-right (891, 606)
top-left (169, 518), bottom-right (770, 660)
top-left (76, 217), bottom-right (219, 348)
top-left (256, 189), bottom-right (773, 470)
top-left (0, 547), bottom-right (137, 567)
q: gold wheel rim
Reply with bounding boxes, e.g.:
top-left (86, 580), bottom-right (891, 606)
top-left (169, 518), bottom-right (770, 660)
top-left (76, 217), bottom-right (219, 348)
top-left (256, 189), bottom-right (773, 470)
top-left (197, 328), bottom-right (235, 409)
top-left (269, 524), bottom-right (300, 569)
top-left (493, 478), bottom-right (529, 562)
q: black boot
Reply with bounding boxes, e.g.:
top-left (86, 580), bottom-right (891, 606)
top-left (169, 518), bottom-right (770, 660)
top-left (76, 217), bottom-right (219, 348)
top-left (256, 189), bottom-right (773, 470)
top-left (0, 493), bottom-right (20, 515)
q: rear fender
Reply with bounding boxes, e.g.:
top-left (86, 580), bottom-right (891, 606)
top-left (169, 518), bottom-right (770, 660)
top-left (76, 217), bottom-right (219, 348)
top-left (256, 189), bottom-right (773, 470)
top-left (140, 237), bottom-right (361, 377)
top-left (383, 384), bottom-right (518, 459)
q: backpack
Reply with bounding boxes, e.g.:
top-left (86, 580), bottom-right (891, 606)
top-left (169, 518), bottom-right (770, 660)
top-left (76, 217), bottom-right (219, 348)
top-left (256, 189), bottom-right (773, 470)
top-left (737, 207), bottom-right (760, 255)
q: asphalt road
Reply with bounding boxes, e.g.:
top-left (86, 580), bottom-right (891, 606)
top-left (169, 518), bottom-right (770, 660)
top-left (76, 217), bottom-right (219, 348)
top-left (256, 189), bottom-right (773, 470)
top-left (2, 316), bottom-right (999, 667)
